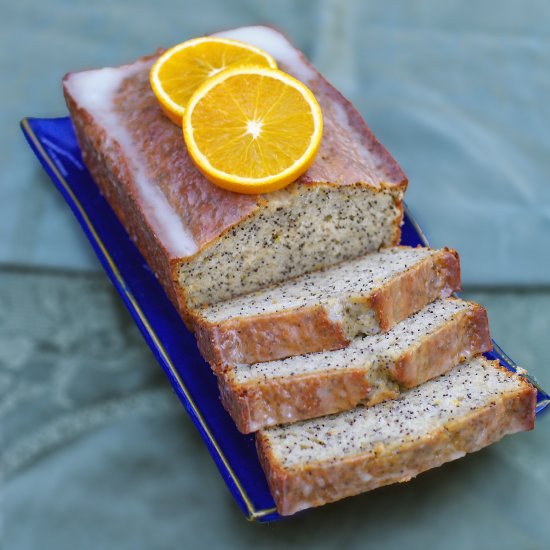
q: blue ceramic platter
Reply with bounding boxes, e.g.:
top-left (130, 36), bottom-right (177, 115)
top-left (22, 116), bottom-right (549, 523)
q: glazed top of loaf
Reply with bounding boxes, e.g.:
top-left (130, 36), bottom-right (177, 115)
top-left (63, 25), bottom-right (406, 260)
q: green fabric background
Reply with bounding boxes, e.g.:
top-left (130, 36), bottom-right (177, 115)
top-left (2, 1), bottom-right (549, 548)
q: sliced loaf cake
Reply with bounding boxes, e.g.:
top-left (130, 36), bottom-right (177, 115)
top-left (218, 298), bottom-right (491, 433)
top-left (194, 246), bottom-right (460, 366)
top-left (63, 25), bottom-right (407, 322)
top-left (256, 356), bottom-right (537, 516)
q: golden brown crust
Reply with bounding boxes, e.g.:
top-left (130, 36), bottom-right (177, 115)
top-left (194, 248), bottom-right (461, 367)
top-left (392, 303), bottom-right (492, 387)
top-left (195, 306), bottom-right (349, 369)
top-left (298, 78), bottom-right (407, 190)
top-left (390, 197), bottom-right (405, 247)
top-left (369, 247), bottom-right (460, 332)
top-left (218, 369), bottom-right (378, 434)
top-left (256, 365), bottom-right (536, 516)
top-left (217, 300), bottom-right (490, 433)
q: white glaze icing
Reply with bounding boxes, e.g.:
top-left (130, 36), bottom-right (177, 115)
top-left (66, 63), bottom-right (199, 258)
top-left (215, 26), bottom-right (316, 83)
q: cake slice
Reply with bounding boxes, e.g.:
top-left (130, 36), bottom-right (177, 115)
top-left (218, 298), bottom-right (491, 433)
top-left (194, 246), bottom-right (460, 366)
top-left (257, 356), bottom-right (537, 516)
top-left (63, 25), bottom-right (407, 323)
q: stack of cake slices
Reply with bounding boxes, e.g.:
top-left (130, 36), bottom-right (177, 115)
top-left (193, 247), bottom-right (535, 515)
top-left (63, 25), bottom-right (537, 516)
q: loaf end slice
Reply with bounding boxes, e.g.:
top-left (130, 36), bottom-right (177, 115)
top-left (218, 298), bottom-right (491, 433)
top-left (256, 357), bottom-right (536, 516)
top-left (195, 246), bottom-right (460, 367)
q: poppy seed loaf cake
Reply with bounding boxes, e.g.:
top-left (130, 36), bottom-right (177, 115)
top-left (217, 298), bottom-right (491, 433)
top-left (59, 24), bottom-right (538, 520)
top-left (194, 246), bottom-right (460, 366)
top-left (256, 357), bottom-right (537, 516)
top-left (63, 25), bottom-right (406, 323)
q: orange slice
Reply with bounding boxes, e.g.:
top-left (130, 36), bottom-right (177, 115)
top-left (150, 37), bottom-right (277, 124)
top-left (183, 66), bottom-right (323, 194)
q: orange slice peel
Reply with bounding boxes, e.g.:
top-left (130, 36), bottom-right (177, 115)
top-left (150, 37), bottom-right (277, 125)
